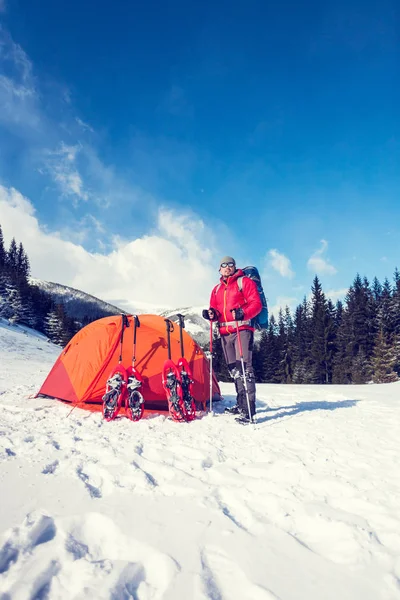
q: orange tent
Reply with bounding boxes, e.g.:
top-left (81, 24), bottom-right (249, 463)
top-left (37, 314), bottom-right (220, 413)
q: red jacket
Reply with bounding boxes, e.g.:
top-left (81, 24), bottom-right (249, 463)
top-left (209, 269), bottom-right (262, 336)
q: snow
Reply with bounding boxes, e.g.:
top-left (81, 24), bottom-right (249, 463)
top-left (1, 320), bottom-right (400, 599)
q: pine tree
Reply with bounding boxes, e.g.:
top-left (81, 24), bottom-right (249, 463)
top-left (6, 238), bottom-right (18, 272)
top-left (335, 300), bottom-right (343, 328)
top-left (309, 276), bottom-right (336, 383)
top-left (391, 268), bottom-right (400, 338)
top-left (332, 309), bottom-right (353, 384)
top-left (276, 307), bottom-right (294, 383)
top-left (392, 334), bottom-right (400, 376)
top-left (16, 242), bottom-right (30, 282)
top-left (283, 306), bottom-right (295, 382)
top-left (0, 270), bottom-right (8, 302)
top-left (30, 286), bottom-right (53, 333)
top-left (377, 278), bottom-right (394, 338)
top-left (372, 276), bottom-right (382, 304)
top-left (338, 274), bottom-right (375, 382)
top-left (0, 274), bottom-right (14, 319)
top-left (324, 299), bottom-right (338, 383)
top-left (252, 336), bottom-right (263, 382)
top-left (8, 287), bottom-right (25, 324)
top-left (261, 315), bottom-right (282, 383)
top-left (44, 305), bottom-right (66, 345)
top-left (0, 225), bottom-right (6, 270)
top-left (371, 330), bottom-right (398, 383)
top-left (310, 276), bottom-right (326, 383)
top-left (291, 297), bottom-right (312, 383)
top-left (351, 348), bottom-right (372, 384)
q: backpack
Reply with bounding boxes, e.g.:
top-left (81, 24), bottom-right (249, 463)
top-left (237, 266), bottom-right (269, 330)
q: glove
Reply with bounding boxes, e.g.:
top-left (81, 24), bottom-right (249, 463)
top-left (231, 307), bottom-right (244, 321)
top-left (202, 308), bottom-right (217, 321)
top-left (202, 308), bottom-right (218, 321)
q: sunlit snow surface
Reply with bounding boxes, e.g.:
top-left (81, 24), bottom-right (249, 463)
top-left (0, 319), bottom-right (399, 599)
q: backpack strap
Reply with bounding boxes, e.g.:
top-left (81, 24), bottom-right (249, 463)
top-left (216, 275), bottom-right (247, 294)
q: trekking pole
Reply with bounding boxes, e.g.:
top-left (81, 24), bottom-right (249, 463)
top-left (119, 314), bottom-right (129, 362)
top-left (164, 318), bottom-right (173, 359)
top-left (209, 320), bottom-right (213, 413)
top-left (177, 313), bottom-right (185, 357)
top-left (235, 320), bottom-right (254, 424)
top-left (132, 314), bottom-right (140, 365)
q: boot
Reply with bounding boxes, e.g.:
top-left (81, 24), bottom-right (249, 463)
top-left (235, 401), bottom-right (256, 424)
top-left (235, 409), bottom-right (253, 424)
top-left (224, 404), bottom-right (240, 415)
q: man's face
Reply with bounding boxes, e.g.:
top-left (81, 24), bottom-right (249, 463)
top-left (220, 261), bottom-right (236, 277)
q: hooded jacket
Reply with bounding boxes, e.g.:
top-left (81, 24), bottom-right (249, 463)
top-left (209, 268), bottom-right (262, 336)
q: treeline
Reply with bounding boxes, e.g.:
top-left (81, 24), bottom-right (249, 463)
top-left (0, 225), bottom-right (106, 345)
top-left (211, 272), bottom-right (400, 385)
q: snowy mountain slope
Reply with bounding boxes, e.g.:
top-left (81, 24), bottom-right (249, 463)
top-left (29, 278), bottom-right (126, 320)
top-left (1, 323), bottom-right (400, 599)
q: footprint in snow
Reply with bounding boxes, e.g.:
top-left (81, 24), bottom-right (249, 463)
top-left (0, 511), bottom-right (178, 599)
top-left (212, 487), bottom-right (266, 536)
top-left (76, 465), bottom-right (102, 498)
top-left (201, 457), bottom-right (213, 469)
top-left (199, 545), bottom-right (277, 600)
top-left (42, 460), bottom-right (59, 475)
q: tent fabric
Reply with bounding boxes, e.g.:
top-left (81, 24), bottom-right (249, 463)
top-left (38, 314), bottom-right (220, 412)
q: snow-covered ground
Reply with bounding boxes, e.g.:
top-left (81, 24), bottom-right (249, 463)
top-left (0, 319), bottom-right (399, 599)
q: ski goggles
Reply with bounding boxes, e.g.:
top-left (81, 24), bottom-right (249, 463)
top-left (220, 262), bottom-right (235, 268)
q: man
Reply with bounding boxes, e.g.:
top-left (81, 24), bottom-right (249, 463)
top-left (202, 256), bottom-right (262, 422)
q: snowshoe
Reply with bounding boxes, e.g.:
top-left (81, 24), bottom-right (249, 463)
top-left (162, 359), bottom-right (186, 422)
top-left (235, 409), bottom-right (255, 425)
top-left (102, 365), bottom-right (127, 421)
top-left (126, 365), bottom-right (144, 421)
top-left (177, 357), bottom-right (196, 421)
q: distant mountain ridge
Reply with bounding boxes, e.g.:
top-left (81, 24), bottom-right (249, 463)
top-left (29, 278), bottom-right (125, 321)
top-left (29, 279), bottom-right (210, 345)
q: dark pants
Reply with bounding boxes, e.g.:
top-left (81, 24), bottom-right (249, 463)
top-left (220, 330), bottom-right (256, 416)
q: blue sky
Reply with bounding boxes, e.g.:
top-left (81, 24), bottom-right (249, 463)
top-left (0, 0), bottom-right (399, 311)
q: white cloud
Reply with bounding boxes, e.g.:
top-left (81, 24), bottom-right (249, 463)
top-left (0, 185), bottom-right (218, 308)
top-left (307, 239), bottom-right (337, 275)
top-left (44, 143), bottom-right (89, 203)
top-left (0, 28), bottom-right (39, 129)
top-left (76, 117), bottom-right (94, 133)
top-left (0, 0), bottom-right (6, 12)
top-left (268, 249), bottom-right (294, 278)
